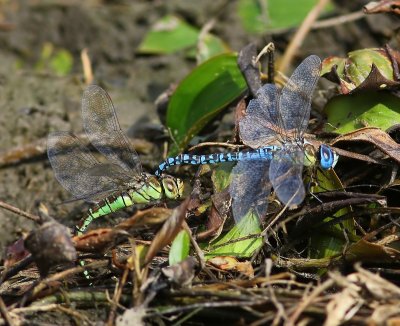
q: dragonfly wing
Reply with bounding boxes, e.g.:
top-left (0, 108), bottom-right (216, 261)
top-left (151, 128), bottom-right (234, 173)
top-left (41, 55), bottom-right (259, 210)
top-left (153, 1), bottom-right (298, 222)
top-left (229, 159), bottom-right (271, 224)
top-left (82, 85), bottom-right (142, 175)
top-left (279, 55), bottom-right (321, 140)
top-left (47, 132), bottom-right (122, 203)
top-left (269, 147), bottom-right (305, 207)
top-left (239, 84), bottom-right (280, 148)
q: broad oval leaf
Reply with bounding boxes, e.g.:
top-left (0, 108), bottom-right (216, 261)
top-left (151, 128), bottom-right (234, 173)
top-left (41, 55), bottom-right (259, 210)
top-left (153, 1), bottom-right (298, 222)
top-left (308, 169), bottom-right (355, 260)
top-left (205, 211), bottom-right (262, 259)
top-left (237, 0), bottom-right (334, 34)
top-left (138, 15), bottom-right (229, 59)
top-left (138, 15), bottom-right (198, 54)
top-left (324, 92), bottom-right (400, 134)
top-left (167, 53), bottom-right (247, 155)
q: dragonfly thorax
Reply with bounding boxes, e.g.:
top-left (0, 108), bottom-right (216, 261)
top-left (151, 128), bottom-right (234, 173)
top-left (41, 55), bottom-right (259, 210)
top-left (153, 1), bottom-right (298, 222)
top-left (126, 174), bottom-right (163, 204)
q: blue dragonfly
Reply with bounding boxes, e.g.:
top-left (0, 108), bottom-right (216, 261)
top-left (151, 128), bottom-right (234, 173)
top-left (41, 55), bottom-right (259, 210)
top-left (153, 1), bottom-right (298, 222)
top-left (155, 55), bottom-right (337, 223)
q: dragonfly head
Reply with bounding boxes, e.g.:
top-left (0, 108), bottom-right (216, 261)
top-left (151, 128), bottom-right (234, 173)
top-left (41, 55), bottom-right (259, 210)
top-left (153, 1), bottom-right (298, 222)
top-left (161, 175), bottom-right (184, 199)
top-left (318, 144), bottom-right (338, 170)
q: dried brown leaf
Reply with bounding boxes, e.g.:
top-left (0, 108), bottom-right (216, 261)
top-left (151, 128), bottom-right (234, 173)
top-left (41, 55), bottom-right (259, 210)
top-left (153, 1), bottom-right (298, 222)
top-left (345, 238), bottom-right (400, 263)
top-left (73, 228), bottom-right (116, 253)
top-left (332, 127), bottom-right (400, 164)
top-left (25, 220), bottom-right (76, 277)
top-left (116, 207), bottom-right (172, 231)
top-left (162, 256), bottom-right (197, 287)
top-left (208, 256), bottom-right (254, 278)
top-left (364, 0), bottom-right (400, 15)
top-left (144, 199), bottom-right (189, 265)
top-left (5, 238), bottom-right (30, 267)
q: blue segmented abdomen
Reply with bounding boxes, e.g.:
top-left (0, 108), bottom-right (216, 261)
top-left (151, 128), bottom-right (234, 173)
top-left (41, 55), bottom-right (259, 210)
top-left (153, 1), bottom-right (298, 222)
top-left (155, 146), bottom-right (280, 176)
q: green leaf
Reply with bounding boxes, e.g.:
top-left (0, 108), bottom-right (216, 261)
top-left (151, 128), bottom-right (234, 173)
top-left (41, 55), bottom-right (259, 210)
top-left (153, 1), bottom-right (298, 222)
top-left (321, 48), bottom-right (398, 94)
top-left (205, 211), bottom-right (262, 259)
top-left (324, 92), bottom-right (400, 134)
top-left (237, 0), bottom-right (334, 34)
top-left (309, 235), bottom-right (345, 259)
top-left (50, 49), bottom-right (73, 76)
top-left (211, 163), bottom-right (235, 193)
top-left (312, 169), bottom-right (354, 234)
top-left (35, 43), bottom-right (73, 76)
top-left (167, 53), bottom-right (247, 155)
top-left (197, 33), bottom-right (231, 63)
top-left (138, 15), bottom-right (199, 54)
top-left (308, 169), bottom-right (357, 260)
top-left (169, 229), bottom-right (190, 265)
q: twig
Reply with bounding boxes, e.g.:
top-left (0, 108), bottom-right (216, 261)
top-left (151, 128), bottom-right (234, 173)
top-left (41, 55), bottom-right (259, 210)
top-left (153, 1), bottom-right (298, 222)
top-left (311, 10), bottom-right (365, 30)
top-left (287, 278), bottom-right (335, 325)
top-left (0, 138), bottom-right (47, 168)
top-left (0, 200), bottom-right (40, 223)
top-left (81, 48), bottom-right (93, 85)
top-left (188, 142), bottom-right (243, 152)
top-left (26, 260), bottom-right (109, 303)
top-left (0, 295), bottom-right (15, 326)
top-left (0, 134), bottom-right (153, 168)
top-left (278, 0), bottom-right (330, 74)
top-left (10, 304), bottom-right (90, 325)
top-left (107, 267), bottom-right (129, 326)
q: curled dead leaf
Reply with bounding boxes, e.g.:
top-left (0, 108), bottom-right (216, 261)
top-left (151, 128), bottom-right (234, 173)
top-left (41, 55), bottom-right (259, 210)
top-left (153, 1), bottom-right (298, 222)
top-left (144, 199), bottom-right (189, 265)
top-left (116, 207), bottom-right (172, 231)
top-left (322, 46), bottom-right (400, 94)
top-left (73, 228), bottom-right (118, 253)
top-left (162, 256), bottom-right (197, 287)
top-left (25, 220), bottom-right (76, 277)
top-left (332, 127), bottom-right (400, 164)
top-left (364, 0), bottom-right (400, 15)
top-left (208, 256), bottom-right (254, 278)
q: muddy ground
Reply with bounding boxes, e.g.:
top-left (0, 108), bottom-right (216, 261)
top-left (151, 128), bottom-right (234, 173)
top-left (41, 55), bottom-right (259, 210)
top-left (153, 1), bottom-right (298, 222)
top-left (0, 0), bottom-right (398, 276)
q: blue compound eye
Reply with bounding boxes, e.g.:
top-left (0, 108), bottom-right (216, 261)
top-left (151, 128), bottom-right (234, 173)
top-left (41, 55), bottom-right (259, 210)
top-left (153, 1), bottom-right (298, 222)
top-left (319, 144), bottom-right (336, 170)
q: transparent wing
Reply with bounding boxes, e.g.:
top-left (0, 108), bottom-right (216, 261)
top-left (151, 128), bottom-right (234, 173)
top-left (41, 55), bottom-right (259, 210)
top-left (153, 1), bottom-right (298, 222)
top-left (229, 160), bottom-right (272, 224)
top-left (239, 84), bottom-right (281, 148)
top-left (279, 55), bottom-right (321, 140)
top-left (269, 147), bottom-right (305, 207)
top-left (47, 132), bottom-right (125, 203)
top-left (82, 85), bottom-right (142, 175)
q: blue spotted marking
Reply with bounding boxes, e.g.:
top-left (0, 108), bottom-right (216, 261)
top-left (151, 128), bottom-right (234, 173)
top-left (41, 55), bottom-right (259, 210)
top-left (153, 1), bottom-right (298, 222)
top-left (154, 145), bottom-right (280, 176)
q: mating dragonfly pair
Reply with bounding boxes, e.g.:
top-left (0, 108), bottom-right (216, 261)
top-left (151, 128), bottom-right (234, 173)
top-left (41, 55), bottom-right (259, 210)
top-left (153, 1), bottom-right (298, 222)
top-left (48, 55), bottom-right (337, 234)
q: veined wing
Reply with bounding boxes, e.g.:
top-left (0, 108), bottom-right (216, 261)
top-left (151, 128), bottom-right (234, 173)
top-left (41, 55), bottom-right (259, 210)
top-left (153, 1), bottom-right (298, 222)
top-left (269, 147), bottom-right (305, 208)
top-left (82, 85), bottom-right (142, 175)
top-left (229, 159), bottom-right (271, 224)
top-left (47, 132), bottom-right (127, 203)
top-left (239, 84), bottom-right (281, 148)
top-left (279, 55), bottom-right (321, 141)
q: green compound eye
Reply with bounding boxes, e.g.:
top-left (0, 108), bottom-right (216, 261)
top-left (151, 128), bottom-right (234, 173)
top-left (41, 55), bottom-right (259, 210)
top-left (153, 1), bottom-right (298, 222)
top-left (161, 175), bottom-right (184, 199)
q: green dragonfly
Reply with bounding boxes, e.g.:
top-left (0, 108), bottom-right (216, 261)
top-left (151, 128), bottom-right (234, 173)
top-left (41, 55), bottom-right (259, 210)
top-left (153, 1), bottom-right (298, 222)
top-left (47, 85), bottom-right (183, 236)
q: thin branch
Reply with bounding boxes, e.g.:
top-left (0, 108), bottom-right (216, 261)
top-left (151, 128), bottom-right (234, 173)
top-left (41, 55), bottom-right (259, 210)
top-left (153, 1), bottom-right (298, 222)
top-left (0, 200), bottom-right (40, 223)
top-left (279, 0), bottom-right (330, 74)
top-left (311, 10), bottom-right (365, 30)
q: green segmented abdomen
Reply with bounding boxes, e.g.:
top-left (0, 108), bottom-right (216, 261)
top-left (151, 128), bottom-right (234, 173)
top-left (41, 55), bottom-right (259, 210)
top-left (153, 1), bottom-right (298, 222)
top-left (76, 193), bottom-right (134, 236)
top-left (77, 188), bottom-right (164, 237)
